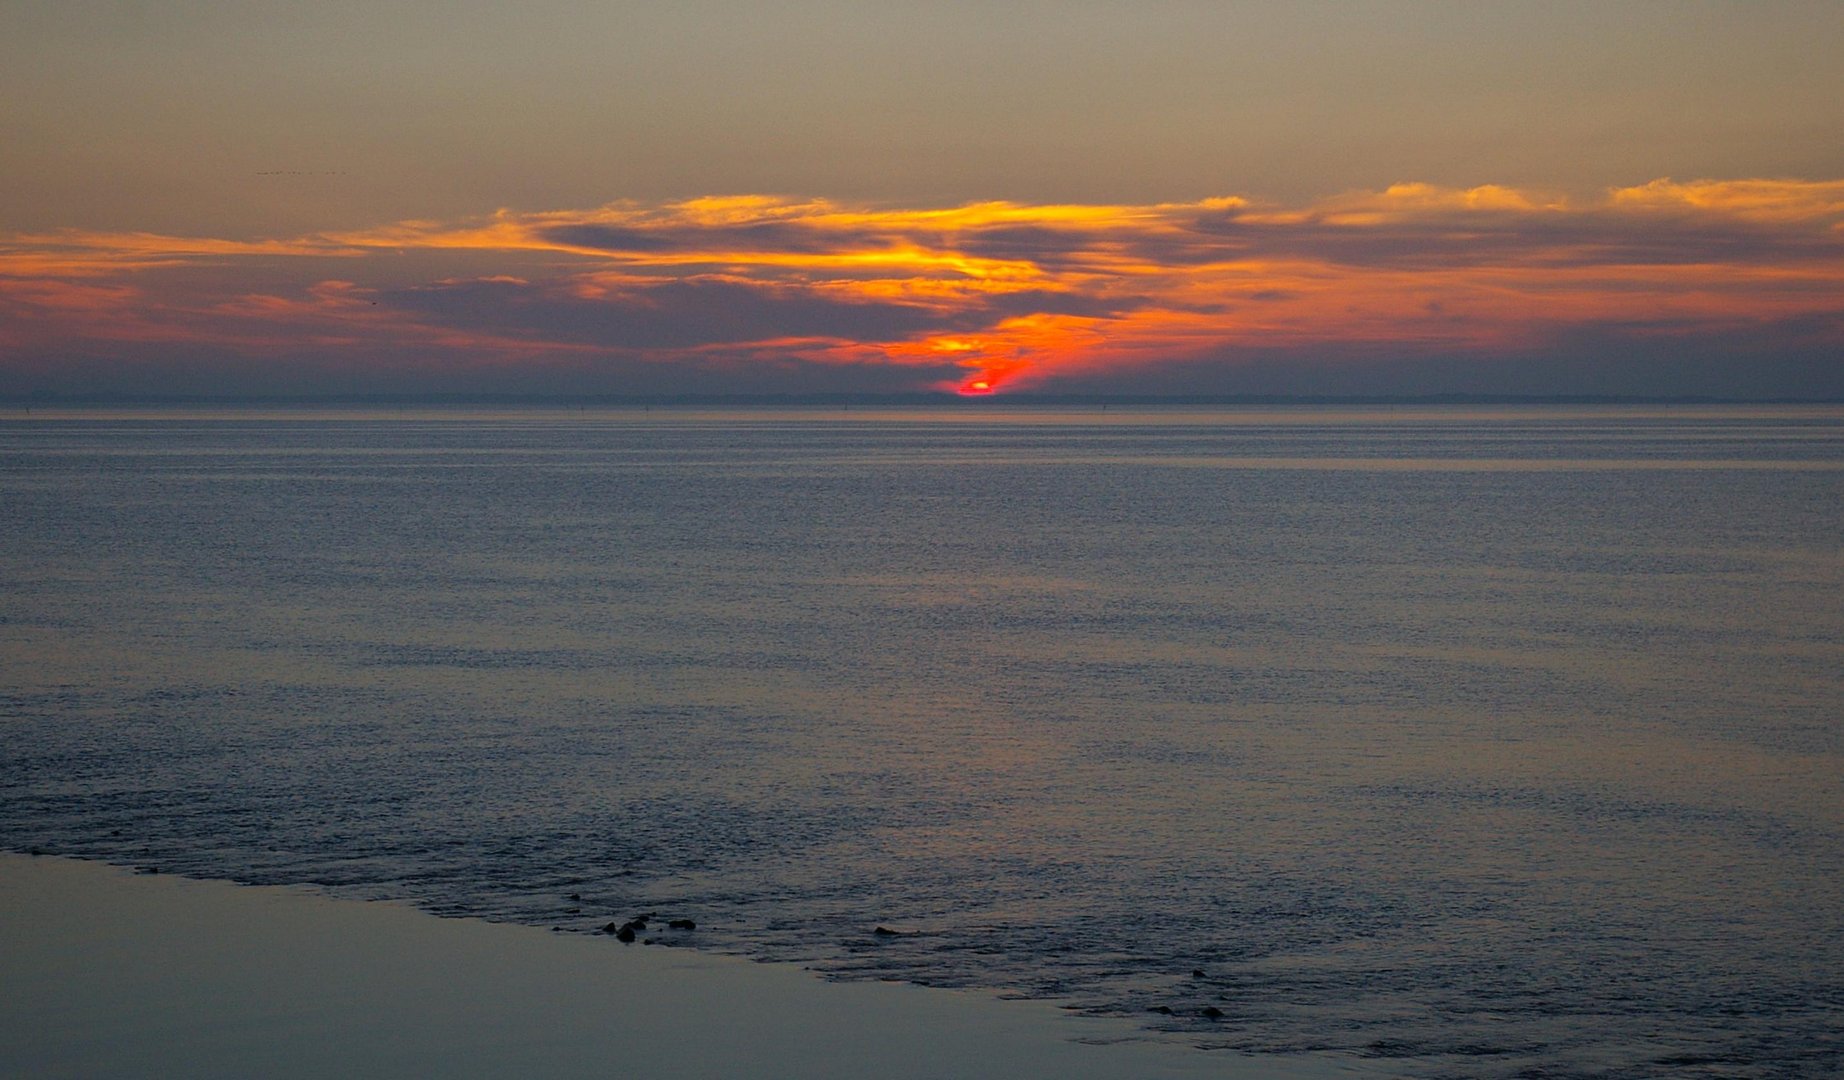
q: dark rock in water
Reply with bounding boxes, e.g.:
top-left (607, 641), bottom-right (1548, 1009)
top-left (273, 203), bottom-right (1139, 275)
top-left (568, 893), bottom-right (582, 902)
top-left (28, 846), bottom-right (44, 856)
top-left (1200, 1006), bottom-right (1225, 1020)
top-left (601, 922), bottom-right (619, 934)
top-left (1191, 969), bottom-right (1206, 979)
top-left (615, 924), bottom-right (637, 943)
top-left (872, 926), bottom-right (901, 937)
top-left (1148, 1005), bottom-right (1174, 1015)
top-left (668, 918), bottom-right (696, 930)
top-left (564, 907), bottom-right (581, 914)
top-left (629, 916), bottom-right (650, 929)
top-left (140, 867), bottom-right (160, 874)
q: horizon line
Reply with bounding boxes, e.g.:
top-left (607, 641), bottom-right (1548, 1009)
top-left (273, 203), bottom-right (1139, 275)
top-left (6, 392), bottom-right (1843, 409)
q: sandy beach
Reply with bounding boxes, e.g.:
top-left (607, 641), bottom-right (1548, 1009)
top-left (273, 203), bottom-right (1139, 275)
top-left (0, 854), bottom-right (1370, 1079)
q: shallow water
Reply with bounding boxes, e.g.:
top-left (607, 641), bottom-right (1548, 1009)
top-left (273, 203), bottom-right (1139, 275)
top-left (4, 406), bottom-right (1841, 1078)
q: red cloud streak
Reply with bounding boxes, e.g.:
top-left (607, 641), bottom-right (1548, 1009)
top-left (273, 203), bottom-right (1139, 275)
top-left (4, 180), bottom-right (1842, 396)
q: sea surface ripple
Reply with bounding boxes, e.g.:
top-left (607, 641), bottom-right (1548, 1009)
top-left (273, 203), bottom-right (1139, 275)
top-left (4, 406), bottom-right (1842, 1079)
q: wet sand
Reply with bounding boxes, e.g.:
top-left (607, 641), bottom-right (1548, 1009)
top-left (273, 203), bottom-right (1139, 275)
top-left (0, 854), bottom-right (1369, 1079)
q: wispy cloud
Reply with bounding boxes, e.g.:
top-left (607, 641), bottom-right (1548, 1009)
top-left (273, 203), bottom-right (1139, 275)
top-left (5, 180), bottom-right (1842, 396)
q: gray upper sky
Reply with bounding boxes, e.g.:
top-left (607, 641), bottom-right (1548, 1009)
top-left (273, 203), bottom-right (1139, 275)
top-left (7, 0), bottom-right (1843, 235)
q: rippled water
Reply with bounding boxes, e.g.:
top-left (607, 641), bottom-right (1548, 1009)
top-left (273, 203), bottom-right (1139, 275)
top-left (4, 406), bottom-right (1842, 1078)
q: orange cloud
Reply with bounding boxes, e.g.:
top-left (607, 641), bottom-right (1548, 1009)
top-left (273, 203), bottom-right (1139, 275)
top-left (4, 179), bottom-right (1842, 395)
top-left (1607, 178), bottom-right (1844, 221)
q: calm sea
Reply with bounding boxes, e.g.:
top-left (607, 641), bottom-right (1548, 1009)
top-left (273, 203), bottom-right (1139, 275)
top-left (3, 406), bottom-right (1841, 1078)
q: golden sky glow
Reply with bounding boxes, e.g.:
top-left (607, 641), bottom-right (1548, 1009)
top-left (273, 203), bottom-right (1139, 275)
top-left (4, 180), bottom-right (1842, 397)
top-left (5, 2), bottom-right (1842, 398)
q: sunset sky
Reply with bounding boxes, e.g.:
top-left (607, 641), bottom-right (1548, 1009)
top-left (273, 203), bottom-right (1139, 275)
top-left (5, 1), bottom-right (1843, 398)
